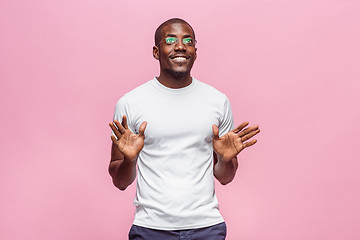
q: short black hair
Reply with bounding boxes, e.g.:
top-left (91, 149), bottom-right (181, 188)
top-left (154, 18), bottom-right (196, 46)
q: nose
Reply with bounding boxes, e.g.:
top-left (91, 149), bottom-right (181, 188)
top-left (174, 40), bottom-right (186, 51)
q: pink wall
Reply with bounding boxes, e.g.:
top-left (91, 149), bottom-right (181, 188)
top-left (1, 0), bottom-right (359, 239)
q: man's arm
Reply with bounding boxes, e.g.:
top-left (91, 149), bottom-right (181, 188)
top-left (108, 142), bottom-right (137, 191)
top-left (213, 153), bottom-right (238, 185)
top-left (108, 116), bottom-right (147, 191)
top-left (212, 122), bottom-right (260, 185)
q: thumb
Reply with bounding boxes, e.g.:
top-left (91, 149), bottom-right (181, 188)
top-left (212, 124), bottom-right (219, 140)
top-left (138, 121), bottom-right (147, 137)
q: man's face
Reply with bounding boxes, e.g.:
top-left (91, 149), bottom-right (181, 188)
top-left (153, 23), bottom-right (197, 77)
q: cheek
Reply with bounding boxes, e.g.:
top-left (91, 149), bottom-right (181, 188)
top-left (159, 47), bottom-right (172, 56)
top-left (159, 52), bottom-right (170, 62)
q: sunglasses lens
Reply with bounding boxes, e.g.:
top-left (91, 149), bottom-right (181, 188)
top-left (183, 38), bottom-right (193, 45)
top-left (165, 37), bottom-right (178, 44)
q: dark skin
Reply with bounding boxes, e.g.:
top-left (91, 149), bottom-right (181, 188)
top-left (109, 22), bottom-right (260, 190)
top-left (152, 23), bottom-right (197, 88)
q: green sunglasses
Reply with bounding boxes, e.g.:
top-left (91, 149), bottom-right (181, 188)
top-left (157, 37), bottom-right (197, 47)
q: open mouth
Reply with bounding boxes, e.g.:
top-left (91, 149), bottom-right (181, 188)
top-left (170, 55), bottom-right (189, 63)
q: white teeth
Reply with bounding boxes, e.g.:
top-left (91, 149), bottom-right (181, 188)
top-left (172, 57), bottom-right (187, 62)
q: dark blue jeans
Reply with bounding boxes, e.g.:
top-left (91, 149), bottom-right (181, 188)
top-left (128, 222), bottom-right (227, 240)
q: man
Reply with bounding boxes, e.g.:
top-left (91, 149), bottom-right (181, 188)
top-left (109, 18), bottom-right (260, 240)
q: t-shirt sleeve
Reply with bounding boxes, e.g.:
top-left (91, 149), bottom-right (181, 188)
top-left (218, 95), bottom-right (234, 137)
top-left (112, 95), bottom-right (136, 135)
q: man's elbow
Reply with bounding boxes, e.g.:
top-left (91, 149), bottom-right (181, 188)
top-left (112, 180), bottom-right (129, 191)
top-left (218, 177), bottom-right (234, 185)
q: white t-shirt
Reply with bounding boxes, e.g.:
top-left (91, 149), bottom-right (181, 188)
top-left (113, 77), bottom-right (234, 230)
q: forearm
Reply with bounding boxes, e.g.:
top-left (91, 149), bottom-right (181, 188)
top-left (213, 153), bottom-right (238, 185)
top-left (108, 157), bottom-right (137, 191)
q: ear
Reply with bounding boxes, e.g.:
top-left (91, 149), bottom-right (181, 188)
top-left (194, 47), bottom-right (197, 61)
top-left (153, 46), bottom-right (159, 60)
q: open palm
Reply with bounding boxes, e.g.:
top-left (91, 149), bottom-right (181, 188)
top-left (109, 115), bottom-right (147, 161)
top-left (212, 122), bottom-right (260, 162)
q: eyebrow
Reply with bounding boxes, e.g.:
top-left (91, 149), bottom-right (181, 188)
top-left (165, 34), bottom-right (194, 38)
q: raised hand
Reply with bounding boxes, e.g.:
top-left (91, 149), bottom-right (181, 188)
top-left (212, 122), bottom-right (260, 162)
top-left (109, 115), bottom-right (147, 161)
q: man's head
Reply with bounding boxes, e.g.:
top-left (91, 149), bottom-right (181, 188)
top-left (153, 18), bottom-right (197, 79)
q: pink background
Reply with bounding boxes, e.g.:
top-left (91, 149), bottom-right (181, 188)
top-left (1, 0), bottom-right (359, 239)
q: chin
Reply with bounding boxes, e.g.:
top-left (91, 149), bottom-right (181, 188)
top-left (166, 68), bottom-right (190, 78)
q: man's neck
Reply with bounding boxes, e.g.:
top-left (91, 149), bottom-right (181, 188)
top-left (156, 72), bottom-right (192, 89)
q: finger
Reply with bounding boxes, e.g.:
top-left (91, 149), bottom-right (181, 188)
top-left (238, 125), bottom-right (259, 137)
top-left (138, 121), bottom-right (147, 137)
top-left (232, 122), bottom-right (249, 133)
top-left (114, 119), bottom-right (126, 134)
top-left (122, 115), bottom-right (129, 129)
top-left (212, 124), bottom-right (219, 140)
top-left (243, 139), bottom-right (257, 148)
top-left (110, 134), bottom-right (118, 144)
top-left (109, 122), bottom-right (122, 139)
top-left (241, 129), bottom-right (260, 142)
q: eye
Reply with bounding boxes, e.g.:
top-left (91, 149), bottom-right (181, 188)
top-left (183, 38), bottom-right (193, 45)
top-left (165, 37), bottom-right (178, 44)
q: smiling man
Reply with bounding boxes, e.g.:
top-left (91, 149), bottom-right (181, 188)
top-left (109, 18), bottom-right (260, 240)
